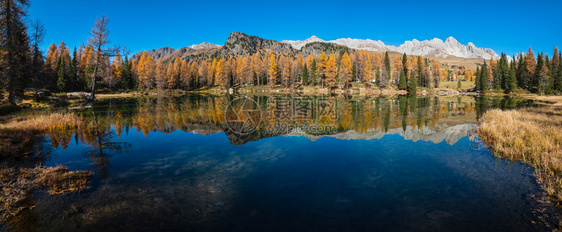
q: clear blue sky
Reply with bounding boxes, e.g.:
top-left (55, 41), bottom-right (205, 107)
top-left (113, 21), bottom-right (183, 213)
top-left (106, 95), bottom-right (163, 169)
top-left (29, 0), bottom-right (561, 57)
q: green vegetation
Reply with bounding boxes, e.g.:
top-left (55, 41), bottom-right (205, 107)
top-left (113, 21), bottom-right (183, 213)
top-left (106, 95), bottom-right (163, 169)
top-left (476, 48), bottom-right (562, 95)
top-left (398, 69), bottom-right (407, 90)
top-left (408, 71), bottom-right (417, 94)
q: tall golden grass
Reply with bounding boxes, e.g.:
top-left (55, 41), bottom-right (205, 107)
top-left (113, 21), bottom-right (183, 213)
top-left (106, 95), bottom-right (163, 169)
top-left (0, 113), bottom-right (83, 132)
top-left (0, 113), bottom-right (83, 157)
top-left (478, 97), bottom-right (562, 202)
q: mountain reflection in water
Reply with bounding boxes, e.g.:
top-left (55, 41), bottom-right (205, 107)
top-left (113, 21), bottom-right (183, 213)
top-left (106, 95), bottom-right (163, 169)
top-left (48, 94), bottom-right (526, 147)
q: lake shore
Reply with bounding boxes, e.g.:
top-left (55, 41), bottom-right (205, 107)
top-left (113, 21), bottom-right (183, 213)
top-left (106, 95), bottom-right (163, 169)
top-left (0, 113), bottom-right (93, 224)
top-left (188, 84), bottom-right (465, 96)
top-left (478, 96), bottom-right (562, 205)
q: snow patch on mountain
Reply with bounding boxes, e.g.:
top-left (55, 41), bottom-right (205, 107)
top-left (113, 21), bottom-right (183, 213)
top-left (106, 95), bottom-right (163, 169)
top-left (282, 36), bottom-right (500, 60)
top-left (189, 42), bottom-right (221, 50)
top-left (281, 36), bottom-right (324, 49)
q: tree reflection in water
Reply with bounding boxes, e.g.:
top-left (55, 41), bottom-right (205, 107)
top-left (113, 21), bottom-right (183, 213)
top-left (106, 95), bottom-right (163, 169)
top-left (82, 109), bottom-right (133, 180)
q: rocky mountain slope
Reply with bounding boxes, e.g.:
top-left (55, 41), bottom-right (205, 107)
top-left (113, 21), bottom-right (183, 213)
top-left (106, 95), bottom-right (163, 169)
top-left (282, 36), bottom-right (500, 60)
top-left (143, 42), bottom-right (222, 63)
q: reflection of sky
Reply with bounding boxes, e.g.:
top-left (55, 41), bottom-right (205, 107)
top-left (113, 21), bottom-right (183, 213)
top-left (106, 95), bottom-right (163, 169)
top-left (37, 125), bottom-right (550, 231)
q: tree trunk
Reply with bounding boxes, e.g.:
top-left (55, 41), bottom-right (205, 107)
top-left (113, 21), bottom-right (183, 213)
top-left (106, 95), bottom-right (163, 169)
top-left (6, 0), bottom-right (15, 103)
top-left (90, 43), bottom-right (102, 101)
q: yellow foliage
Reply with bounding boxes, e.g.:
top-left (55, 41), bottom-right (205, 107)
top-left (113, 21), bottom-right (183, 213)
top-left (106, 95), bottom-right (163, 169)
top-left (268, 53), bottom-right (277, 86)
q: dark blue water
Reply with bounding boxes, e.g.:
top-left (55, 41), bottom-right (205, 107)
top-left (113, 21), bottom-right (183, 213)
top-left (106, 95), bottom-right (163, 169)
top-left (1, 95), bottom-right (552, 231)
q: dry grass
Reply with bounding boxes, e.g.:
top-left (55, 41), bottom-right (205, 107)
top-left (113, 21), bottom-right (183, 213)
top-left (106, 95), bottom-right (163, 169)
top-left (0, 113), bottom-right (83, 132)
top-left (36, 166), bottom-right (93, 194)
top-left (0, 165), bottom-right (93, 221)
top-left (0, 113), bottom-right (83, 159)
top-left (478, 96), bottom-right (562, 202)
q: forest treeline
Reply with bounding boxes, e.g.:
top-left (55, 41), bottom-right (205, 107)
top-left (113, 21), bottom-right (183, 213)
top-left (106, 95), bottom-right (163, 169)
top-left (474, 48), bottom-right (562, 94)
top-left (49, 47), bottom-right (445, 92)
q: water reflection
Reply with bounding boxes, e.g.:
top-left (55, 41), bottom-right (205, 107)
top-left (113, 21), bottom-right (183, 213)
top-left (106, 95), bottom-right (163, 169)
top-left (48, 94), bottom-right (524, 148)
top-left (1, 94), bottom-right (544, 232)
top-left (81, 111), bottom-right (133, 180)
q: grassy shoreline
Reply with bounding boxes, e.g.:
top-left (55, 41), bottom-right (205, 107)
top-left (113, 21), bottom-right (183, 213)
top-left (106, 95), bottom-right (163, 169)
top-left (478, 96), bottom-right (562, 203)
top-left (0, 112), bottom-right (93, 224)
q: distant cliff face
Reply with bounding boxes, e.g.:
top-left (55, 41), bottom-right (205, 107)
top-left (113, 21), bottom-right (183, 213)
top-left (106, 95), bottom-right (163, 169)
top-left (146, 47), bottom-right (176, 60)
top-left (141, 43), bottom-right (222, 63)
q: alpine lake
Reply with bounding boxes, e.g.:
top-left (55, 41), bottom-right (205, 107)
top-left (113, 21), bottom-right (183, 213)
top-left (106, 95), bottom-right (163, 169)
top-left (1, 93), bottom-right (559, 232)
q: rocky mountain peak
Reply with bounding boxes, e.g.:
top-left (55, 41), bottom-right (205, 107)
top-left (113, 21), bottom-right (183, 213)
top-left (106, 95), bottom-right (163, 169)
top-left (221, 32), bottom-right (293, 57)
top-left (445, 36), bottom-right (459, 44)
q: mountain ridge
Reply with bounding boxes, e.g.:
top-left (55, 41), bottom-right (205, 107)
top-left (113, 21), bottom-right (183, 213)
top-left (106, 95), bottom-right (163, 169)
top-left (282, 35), bottom-right (500, 60)
top-left (138, 32), bottom-right (500, 66)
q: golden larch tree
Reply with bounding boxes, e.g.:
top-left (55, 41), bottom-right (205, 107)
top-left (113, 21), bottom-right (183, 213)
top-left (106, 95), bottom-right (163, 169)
top-left (137, 51), bottom-right (154, 89)
top-left (325, 54), bottom-right (337, 89)
top-left (215, 58), bottom-right (225, 87)
top-left (340, 52), bottom-right (353, 88)
top-left (45, 43), bottom-right (57, 71)
top-left (268, 53), bottom-right (277, 86)
top-left (112, 51), bottom-right (123, 80)
top-left (154, 59), bottom-right (166, 90)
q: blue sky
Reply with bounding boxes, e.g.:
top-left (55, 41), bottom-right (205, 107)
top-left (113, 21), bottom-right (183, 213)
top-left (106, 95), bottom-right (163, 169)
top-left (29, 0), bottom-right (561, 57)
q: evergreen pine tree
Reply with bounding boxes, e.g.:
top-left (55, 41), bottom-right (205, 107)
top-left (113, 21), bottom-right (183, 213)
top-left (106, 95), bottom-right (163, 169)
top-left (517, 56), bottom-right (530, 90)
top-left (495, 53), bottom-right (508, 90)
top-left (552, 48), bottom-right (560, 93)
top-left (121, 55), bottom-right (133, 89)
top-left (398, 69), bottom-right (407, 90)
top-left (457, 79), bottom-right (461, 89)
top-left (57, 57), bottom-right (67, 91)
top-left (417, 56), bottom-right (423, 87)
top-left (310, 60), bottom-right (317, 86)
top-left (376, 68), bottom-right (381, 87)
top-left (535, 53), bottom-right (545, 93)
top-left (506, 60), bottom-right (517, 93)
top-left (69, 47), bottom-right (78, 90)
top-left (402, 53), bottom-right (408, 76)
top-left (407, 70), bottom-right (417, 94)
top-left (302, 63), bottom-right (309, 86)
top-left (557, 58), bottom-right (562, 92)
top-left (480, 61), bottom-right (488, 92)
top-left (351, 62), bottom-right (357, 82)
top-left (545, 54), bottom-right (553, 94)
top-left (475, 66), bottom-right (480, 92)
top-left (0, 0), bottom-right (31, 102)
top-left (384, 52), bottom-right (391, 82)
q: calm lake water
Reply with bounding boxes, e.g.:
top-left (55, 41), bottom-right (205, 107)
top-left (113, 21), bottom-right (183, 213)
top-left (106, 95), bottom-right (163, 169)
top-left (1, 94), bottom-right (554, 232)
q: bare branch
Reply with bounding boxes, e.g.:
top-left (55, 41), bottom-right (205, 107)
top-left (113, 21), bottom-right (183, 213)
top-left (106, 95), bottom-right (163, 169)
top-left (30, 18), bottom-right (45, 47)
